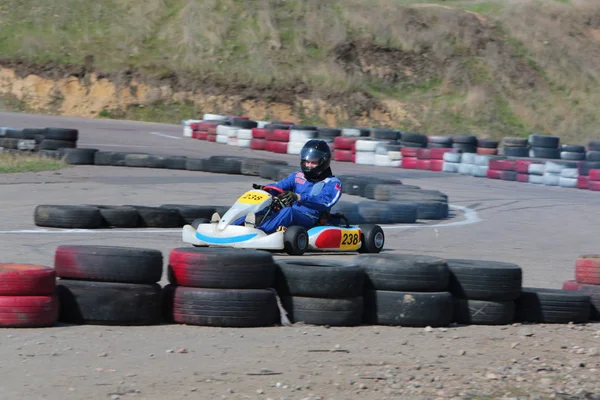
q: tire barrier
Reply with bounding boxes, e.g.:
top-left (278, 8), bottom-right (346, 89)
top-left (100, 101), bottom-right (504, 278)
top-left (3, 247), bottom-right (593, 329)
top-left (181, 115), bottom-right (600, 192)
top-left (0, 127), bottom-right (80, 157)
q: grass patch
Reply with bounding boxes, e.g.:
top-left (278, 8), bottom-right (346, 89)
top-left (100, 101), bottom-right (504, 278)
top-left (0, 152), bottom-right (67, 173)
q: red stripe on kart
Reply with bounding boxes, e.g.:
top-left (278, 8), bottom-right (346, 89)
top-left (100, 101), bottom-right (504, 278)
top-left (314, 229), bottom-right (341, 249)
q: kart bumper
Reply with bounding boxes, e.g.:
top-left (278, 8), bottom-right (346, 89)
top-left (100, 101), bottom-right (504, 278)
top-left (182, 224), bottom-right (285, 250)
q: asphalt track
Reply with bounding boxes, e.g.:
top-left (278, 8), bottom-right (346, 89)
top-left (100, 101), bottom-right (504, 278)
top-left (1, 111), bottom-right (599, 288)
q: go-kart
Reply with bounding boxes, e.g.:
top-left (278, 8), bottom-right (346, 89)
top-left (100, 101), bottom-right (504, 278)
top-left (181, 185), bottom-right (385, 255)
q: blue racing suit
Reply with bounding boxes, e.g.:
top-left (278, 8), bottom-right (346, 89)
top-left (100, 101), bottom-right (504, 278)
top-left (236, 171), bottom-right (343, 234)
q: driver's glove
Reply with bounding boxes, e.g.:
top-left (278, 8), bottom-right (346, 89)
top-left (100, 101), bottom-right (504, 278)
top-left (278, 191), bottom-right (298, 206)
top-left (252, 183), bottom-right (265, 190)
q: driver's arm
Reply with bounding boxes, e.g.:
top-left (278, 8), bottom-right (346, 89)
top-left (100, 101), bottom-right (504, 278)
top-left (272, 172), bottom-right (296, 192)
top-left (297, 180), bottom-right (342, 212)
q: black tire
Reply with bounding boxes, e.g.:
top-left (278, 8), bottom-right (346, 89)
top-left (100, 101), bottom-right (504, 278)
top-left (209, 155), bottom-right (245, 174)
top-left (502, 137), bottom-right (528, 147)
top-left (451, 134), bottom-right (478, 144)
top-left (561, 151), bottom-right (585, 161)
top-left (166, 286), bottom-right (278, 327)
top-left (281, 296), bottom-right (363, 326)
top-left (477, 139), bottom-right (499, 149)
top-left (529, 134), bottom-right (559, 148)
top-left (241, 158), bottom-right (287, 176)
top-left (427, 136), bottom-right (453, 145)
top-left (586, 151), bottom-right (600, 162)
top-left (392, 199), bottom-right (448, 220)
top-left (185, 158), bottom-right (210, 171)
top-left (61, 148), bottom-right (99, 165)
top-left (34, 205), bottom-right (103, 229)
top-left (39, 139), bottom-right (76, 151)
top-left (164, 156), bottom-right (188, 169)
top-left (371, 128), bottom-right (398, 141)
top-left (357, 201), bottom-right (418, 224)
top-left (317, 127), bottom-right (342, 139)
top-left (529, 147), bottom-right (560, 159)
top-left (94, 151), bottom-right (134, 166)
top-left (124, 205), bottom-right (183, 228)
top-left (452, 143), bottom-right (477, 153)
top-left (274, 260), bottom-right (364, 298)
top-left (354, 253), bottom-right (449, 292)
top-left (230, 118), bottom-right (258, 129)
top-left (168, 247), bottom-right (276, 289)
top-left (502, 146), bottom-right (529, 157)
top-left (447, 259), bottom-right (523, 301)
top-left (124, 154), bottom-right (166, 168)
top-left (56, 280), bottom-right (162, 325)
top-left (453, 299), bottom-right (515, 325)
top-left (401, 132), bottom-right (427, 145)
top-left (44, 127), bottom-right (79, 141)
top-left (579, 161), bottom-right (600, 175)
top-left (515, 287), bottom-right (590, 324)
top-left (363, 290), bottom-right (453, 327)
top-left (561, 144), bottom-right (585, 153)
top-left (259, 163), bottom-right (283, 180)
top-left (86, 205), bottom-right (140, 228)
top-left (54, 245), bottom-right (163, 284)
top-left (159, 204), bottom-right (217, 224)
top-left (284, 226), bottom-right (309, 255)
top-left (358, 224), bottom-right (385, 253)
top-left (21, 128), bottom-right (46, 140)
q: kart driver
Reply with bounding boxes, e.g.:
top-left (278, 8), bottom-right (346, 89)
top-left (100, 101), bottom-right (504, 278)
top-left (227, 139), bottom-right (342, 234)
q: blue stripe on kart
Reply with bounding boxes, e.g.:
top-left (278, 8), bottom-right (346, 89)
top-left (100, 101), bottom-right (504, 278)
top-left (195, 231), bottom-right (258, 244)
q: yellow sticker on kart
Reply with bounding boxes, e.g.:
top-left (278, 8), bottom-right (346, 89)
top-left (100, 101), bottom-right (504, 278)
top-left (238, 191), bottom-right (269, 204)
top-left (340, 229), bottom-right (360, 250)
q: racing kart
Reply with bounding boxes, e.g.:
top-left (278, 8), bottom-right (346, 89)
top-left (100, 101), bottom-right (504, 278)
top-left (181, 185), bottom-right (385, 255)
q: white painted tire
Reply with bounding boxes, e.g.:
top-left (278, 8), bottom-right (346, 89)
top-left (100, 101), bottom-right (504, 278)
top-left (461, 153), bottom-right (477, 164)
top-left (287, 141), bottom-right (307, 155)
top-left (237, 129), bottom-right (253, 140)
top-left (388, 151), bottom-right (402, 161)
top-left (474, 155), bottom-right (492, 166)
top-left (529, 175), bottom-right (544, 184)
top-left (374, 154), bottom-right (393, 166)
top-left (443, 152), bottom-right (462, 163)
top-left (216, 125), bottom-right (232, 136)
top-left (237, 138), bottom-right (251, 148)
top-left (216, 134), bottom-right (229, 144)
top-left (542, 172), bottom-right (560, 186)
top-left (560, 168), bottom-right (578, 179)
top-left (558, 177), bottom-right (578, 188)
top-left (354, 151), bottom-right (376, 165)
top-left (227, 137), bottom-right (238, 146)
top-left (458, 163), bottom-right (474, 175)
top-left (227, 128), bottom-right (239, 138)
top-left (183, 126), bottom-right (193, 138)
top-left (442, 162), bottom-right (459, 173)
top-left (256, 121), bottom-right (270, 128)
top-left (355, 140), bottom-right (384, 152)
top-left (342, 128), bottom-right (362, 137)
top-left (203, 113), bottom-right (228, 121)
top-left (290, 130), bottom-right (317, 142)
top-left (471, 165), bottom-right (489, 177)
top-left (528, 164), bottom-right (545, 175)
top-left (545, 161), bottom-right (566, 174)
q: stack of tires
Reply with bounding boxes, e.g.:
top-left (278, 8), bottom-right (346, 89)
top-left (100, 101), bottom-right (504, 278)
top-left (448, 259), bottom-right (522, 325)
top-left (274, 260), bottom-right (365, 326)
top-left (528, 134), bottom-right (561, 159)
top-left (442, 151), bottom-right (462, 173)
top-left (287, 126), bottom-right (319, 154)
top-left (55, 245), bottom-right (164, 325)
top-left (0, 263), bottom-right (59, 328)
top-left (500, 137), bottom-right (529, 157)
top-left (587, 169), bottom-right (600, 191)
top-left (356, 254), bottom-right (454, 327)
top-left (451, 134), bottom-right (477, 153)
top-left (486, 159), bottom-right (517, 181)
top-left (542, 161), bottom-right (578, 187)
top-left (563, 254), bottom-right (600, 321)
top-left (476, 138), bottom-right (499, 155)
top-left (164, 248), bottom-right (280, 327)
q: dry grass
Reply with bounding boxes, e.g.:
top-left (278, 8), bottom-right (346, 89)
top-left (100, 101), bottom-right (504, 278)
top-left (1, 0), bottom-right (600, 140)
top-left (0, 152), bottom-right (66, 173)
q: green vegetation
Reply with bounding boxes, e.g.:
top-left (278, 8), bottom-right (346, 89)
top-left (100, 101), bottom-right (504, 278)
top-left (1, 0), bottom-right (599, 142)
top-left (0, 153), bottom-right (67, 173)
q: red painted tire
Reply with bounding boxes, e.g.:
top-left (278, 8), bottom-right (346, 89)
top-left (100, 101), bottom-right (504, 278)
top-left (265, 130), bottom-right (290, 142)
top-left (416, 149), bottom-right (431, 160)
top-left (192, 131), bottom-right (208, 140)
top-left (206, 134), bottom-right (217, 142)
top-left (429, 159), bottom-right (444, 171)
top-left (168, 248), bottom-right (276, 289)
top-left (0, 295), bottom-right (59, 327)
top-left (265, 141), bottom-right (289, 153)
top-left (334, 136), bottom-right (361, 150)
top-left (575, 255), bottom-right (600, 285)
top-left (516, 173), bottom-right (529, 183)
top-left (0, 264), bottom-right (56, 296)
top-left (250, 138), bottom-right (266, 150)
top-left (251, 128), bottom-right (267, 139)
top-left (589, 169), bottom-right (600, 181)
top-left (415, 159), bottom-right (431, 170)
top-left (515, 160), bottom-right (533, 174)
top-left (486, 169), bottom-right (503, 179)
top-left (196, 121), bottom-right (219, 130)
top-left (401, 157), bottom-right (418, 169)
top-left (429, 148), bottom-right (453, 160)
top-left (476, 147), bottom-right (497, 155)
top-left (589, 181), bottom-right (600, 191)
top-left (401, 148), bottom-right (419, 158)
top-left (333, 149), bottom-right (354, 162)
top-left (489, 159), bottom-right (516, 171)
top-left (578, 175), bottom-right (589, 189)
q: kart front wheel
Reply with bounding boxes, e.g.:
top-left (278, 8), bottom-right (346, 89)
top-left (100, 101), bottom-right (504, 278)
top-left (284, 226), bottom-right (308, 255)
top-left (358, 224), bottom-right (385, 253)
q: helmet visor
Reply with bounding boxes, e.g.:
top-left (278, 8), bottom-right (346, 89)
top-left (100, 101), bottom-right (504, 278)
top-left (300, 147), bottom-right (327, 163)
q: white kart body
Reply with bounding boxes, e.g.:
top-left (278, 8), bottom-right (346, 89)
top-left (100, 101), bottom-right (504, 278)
top-left (182, 189), bottom-right (286, 250)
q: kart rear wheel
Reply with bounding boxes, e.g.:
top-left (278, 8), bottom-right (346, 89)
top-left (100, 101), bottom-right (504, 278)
top-left (284, 226), bottom-right (308, 256)
top-left (358, 224), bottom-right (385, 253)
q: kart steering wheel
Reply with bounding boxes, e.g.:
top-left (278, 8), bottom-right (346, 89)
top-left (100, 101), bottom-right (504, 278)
top-left (262, 185), bottom-right (284, 195)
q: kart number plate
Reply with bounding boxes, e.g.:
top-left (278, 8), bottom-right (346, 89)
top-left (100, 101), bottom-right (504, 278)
top-left (339, 229), bottom-right (360, 250)
top-left (238, 192), bottom-right (269, 204)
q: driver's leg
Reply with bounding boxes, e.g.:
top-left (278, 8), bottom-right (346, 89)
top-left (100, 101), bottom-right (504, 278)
top-left (258, 207), bottom-right (316, 234)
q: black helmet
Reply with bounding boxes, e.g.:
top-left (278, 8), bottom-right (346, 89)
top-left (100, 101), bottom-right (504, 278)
top-left (300, 139), bottom-right (332, 181)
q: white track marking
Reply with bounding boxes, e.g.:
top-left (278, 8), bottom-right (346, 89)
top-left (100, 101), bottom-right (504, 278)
top-left (149, 132), bottom-right (182, 140)
top-left (0, 205), bottom-right (481, 234)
